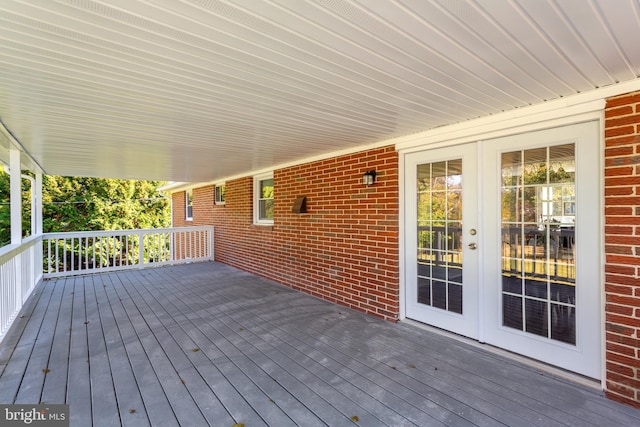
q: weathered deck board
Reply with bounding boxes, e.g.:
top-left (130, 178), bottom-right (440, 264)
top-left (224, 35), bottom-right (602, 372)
top-left (14, 276), bottom-right (65, 404)
top-left (67, 277), bottom-right (92, 427)
top-left (153, 274), bottom-right (379, 427)
top-left (125, 271), bottom-right (306, 427)
top-left (246, 296), bottom-right (567, 426)
top-left (111, 271), bottom-right (211, 427)
top-left (1, 262), bottom-right (640, 426)
top-left (85, 275), bottom-right (120, 427)
top-left (217, 293), bottom-right (497, 423)
top-left (41, 278), bottom-right (73, 404)
top-left (162, 269), bottom-right (552, 426)
top-left (148, 270), bottom-right (457, 427)
top-left (104, 272), bottom-right (181, 426)
top-left (93, 273), bottom-right (149, 427)
top-left (116, 272), bottom-right (265, 426)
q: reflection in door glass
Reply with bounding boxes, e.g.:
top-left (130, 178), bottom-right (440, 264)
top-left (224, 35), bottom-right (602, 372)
top-left (416, 159), bottom-right (463, 314)
top-left (501, 144), bottom-right (576, 344)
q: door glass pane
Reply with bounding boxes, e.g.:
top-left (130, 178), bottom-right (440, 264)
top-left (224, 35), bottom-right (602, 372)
top-left (501, 145), bottom-right (576, 345)
top-left (416, 160), bottom-right (463, 314)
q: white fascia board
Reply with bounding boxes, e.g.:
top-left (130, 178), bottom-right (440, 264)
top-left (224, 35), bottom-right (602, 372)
top-left (394, 80), bottom-right (640, 152)
top-left (157, 182), bottom-right (190, 194)
top-left (158, 179), bottom-right (227, 195)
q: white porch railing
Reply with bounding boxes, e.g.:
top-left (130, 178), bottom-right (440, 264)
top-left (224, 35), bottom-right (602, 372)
top-left (0, 234), bottom-right (43, 341)
top-left (42, 226), bottom-right (214, 278)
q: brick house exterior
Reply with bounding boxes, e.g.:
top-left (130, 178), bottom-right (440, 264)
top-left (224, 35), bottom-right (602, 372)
top-left (172, 90), bottom-right (640, 408)
top-left (604, 91), bottom-right (640, 407)
top-left (173, 146), bottom-right (400, 321)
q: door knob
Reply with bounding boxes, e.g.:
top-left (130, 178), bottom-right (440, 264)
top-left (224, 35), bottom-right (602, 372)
top-left (468, 243), bottom-right (477, 250)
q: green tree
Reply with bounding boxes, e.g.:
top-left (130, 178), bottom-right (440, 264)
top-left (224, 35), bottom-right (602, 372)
top-left (42, 176), bottom-right (170, 232)
top-left (0, 174), bottom-right (171, 247)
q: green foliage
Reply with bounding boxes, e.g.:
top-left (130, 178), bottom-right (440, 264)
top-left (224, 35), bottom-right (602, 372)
top-left (417, 176), bottom-right (462, 224)
top-left (42, 176), bottom-right (170, 232)
top-left (0, 173), bottom-right (171, 246)
top-left (501, 161), bottom-right (575, 224)
top-left (522, 163), bottom-right (573, 185)
top-left (0, 168), bottom-right (33, 246)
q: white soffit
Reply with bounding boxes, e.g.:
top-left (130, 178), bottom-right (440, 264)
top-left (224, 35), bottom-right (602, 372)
top-left (0, 0), bottom-right (639, 181)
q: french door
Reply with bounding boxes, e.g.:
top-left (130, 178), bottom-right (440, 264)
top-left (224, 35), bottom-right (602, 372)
top-left (405, 143), bottom-right (479, 339)
top-left (404, 122), bottom-right (601, 378)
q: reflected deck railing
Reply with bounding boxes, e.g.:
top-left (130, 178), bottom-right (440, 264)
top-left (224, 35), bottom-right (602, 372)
top-left (417, 225), bottom-right (575, 283)
top-left (0, 226), bottom-right (214, 342)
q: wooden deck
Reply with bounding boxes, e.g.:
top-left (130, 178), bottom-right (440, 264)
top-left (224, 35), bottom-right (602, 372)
top-left (1, 262), bottom-right (639, 426)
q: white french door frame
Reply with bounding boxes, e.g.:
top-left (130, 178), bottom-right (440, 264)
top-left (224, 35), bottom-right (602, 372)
top-left (480, 121), bottom-right (601, 379)
top-left (398, 108), bottom-right (606, 382)
top-left (403, 143), bottom-right (480, 339)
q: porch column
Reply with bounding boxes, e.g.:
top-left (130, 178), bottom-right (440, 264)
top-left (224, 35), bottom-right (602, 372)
top-left (35, 172), bottom-right (43, 235)
top-left (9, 149), bottom-right (21, 244)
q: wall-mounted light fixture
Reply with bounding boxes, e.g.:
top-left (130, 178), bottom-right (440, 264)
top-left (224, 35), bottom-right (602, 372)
top-left (363, 170), bottom-right (377, 186)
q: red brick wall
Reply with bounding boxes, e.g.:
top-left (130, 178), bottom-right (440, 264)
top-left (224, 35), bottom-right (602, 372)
top-left (171, 146), bottom-right (400, 320)
top-left (173, 191), bottom-right (188, 227)
top-left (604, 90), bottom-right (640, 407)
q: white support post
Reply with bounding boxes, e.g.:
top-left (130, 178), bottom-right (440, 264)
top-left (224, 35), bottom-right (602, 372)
top-left (34, 172), bottom-right (44, 284)
top-left (10, 149), bottom-right (21, 244)
top-left (209, 228), bottom-right (215, 260)
top-left (170, 231), bottom-right (175, 262)
top-left (138, 230), bottom-right (145, 267)
top-left (9, 149), bottom-right (22, 313)
top-left (35, 172), bottom-right (43, 235)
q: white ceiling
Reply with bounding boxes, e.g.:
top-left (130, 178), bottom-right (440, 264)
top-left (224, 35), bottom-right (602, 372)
top-left (1, 0), bottom-right (639, 182)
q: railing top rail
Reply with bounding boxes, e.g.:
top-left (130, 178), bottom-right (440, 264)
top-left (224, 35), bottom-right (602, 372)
top-left (43, 226), bottom-right (214, 239)
top-left (0, 234), bottom-right (43, 265)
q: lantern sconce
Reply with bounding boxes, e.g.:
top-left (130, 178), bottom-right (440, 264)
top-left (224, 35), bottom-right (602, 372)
top-left (363, 170), bottom-right (377, 186)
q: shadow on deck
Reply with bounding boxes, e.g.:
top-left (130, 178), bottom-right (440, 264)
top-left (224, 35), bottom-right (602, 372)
top-left (0, 262), bottom-right (638, 426)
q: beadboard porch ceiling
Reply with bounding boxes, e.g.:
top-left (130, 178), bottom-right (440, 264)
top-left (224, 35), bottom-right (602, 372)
top-left (1, 0), bottom-right (639, 182)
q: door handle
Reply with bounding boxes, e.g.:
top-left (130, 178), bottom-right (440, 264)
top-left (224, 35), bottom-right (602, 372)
top-left (468, 243), bottom-right (477, 250)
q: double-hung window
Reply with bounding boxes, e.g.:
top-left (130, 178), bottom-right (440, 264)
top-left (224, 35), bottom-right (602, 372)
top-left (254, 172), bottom-right (274, 225)
top-left (215, 184), bottom-right (225, 205)
top-left (185, 189), bottom-right (193, 220)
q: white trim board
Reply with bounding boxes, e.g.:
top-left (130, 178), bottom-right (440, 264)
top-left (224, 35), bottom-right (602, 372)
top-left (394, 79), bottom-right (640, 153)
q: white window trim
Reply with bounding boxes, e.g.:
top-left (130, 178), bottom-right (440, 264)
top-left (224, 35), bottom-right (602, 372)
top-left (185, 189), bottom-right (193, 221)
top-left (253, 172), bottom-right (274, 225)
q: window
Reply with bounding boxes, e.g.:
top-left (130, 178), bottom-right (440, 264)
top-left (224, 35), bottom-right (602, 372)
top-left (254, 172), bottom-right (274, 225)
top-left (215, 184), bottom-right (225, 205)
top-left (185, 189), bottom-right (193, 220)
